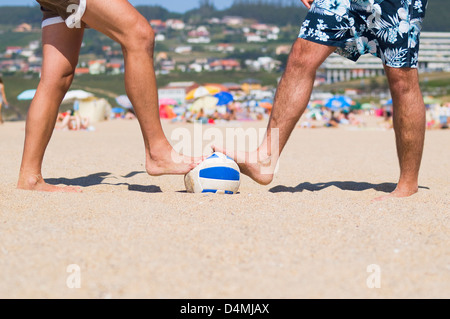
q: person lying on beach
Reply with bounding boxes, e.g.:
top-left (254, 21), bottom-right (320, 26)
top-left (124, 108), bottom-right (136, 120)
top-left (55, 111), bottom-right (89, 131)
top-left (17, 0), bottom-right (202, 192)
top-left (0, 77), bottom-right (9, 124)
top-left (213, 0), bottom-right (429, 200)
top-left (325, 111), bottom-right (341, 128)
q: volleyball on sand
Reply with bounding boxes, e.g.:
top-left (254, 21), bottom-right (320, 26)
top-left (184, 152), bottom-right (241, 194)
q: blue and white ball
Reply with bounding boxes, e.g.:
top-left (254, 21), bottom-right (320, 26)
top-left (185, 152), bottom-right (241, 194)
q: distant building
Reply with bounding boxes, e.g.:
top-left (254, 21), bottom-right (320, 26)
top-left (187, 26), bottom-right (211, 43)
top-left (208, 18), bottom-right (221, 25)
top-left (88, 59), bottom-right (107, 75)
top-left (150, 20), bottom-right (165, 28)
top-left (251, 23), bottom-right (269, 32)
top-left (106, 62), bottom-right (122, 74)
top-left (14, 23), bottom-right (32, 32)
top-left (28, 41), bottom-right (40, 51)
top-left (241, 78), bottom-right (262, 94)
top-left (276, 45), bottom-right (291, 55)
top-left (166, 19), bottom-right (185, 30)
top-left (246, 57), bottom-right (280, 72)
top-left (187, 37), bottom-right (211, 44)
top-left (222, 82), bottom-right (242, 91)
top-left (222, 16), bottom-right (244, 26)
top-left (209, 59), bottom-right (241, 71)
top-left (19, 50), bottom-right (34, 58)
top-left (188, 26), bottom-right (209, 37)
top-left (215, 43), bottom-right (235, 53)
top-left (319, 32), bottom-right (450, 83)
top-left (155, 34), bottom-right (166, 42)
top-left (75, 68), bottom-right (90, 75)
top-left (188, 63), bottom-right (203, 73)
top-left (267, 33), bottom-right (278, 41)
top-left (149, 19), bottom-right (166, 33)
top-left (5, 47), bottom-right (22, 55)
top-left (419, 32), bottom-right (450, 72)
top-left (174, 46), bottom-right (192, 54)
top-left (245, 33), bottom-right (265, 43)
top-left (160, 59), bottom-right (176, 72)
top-left (188, 58), bottom-right (210, 72)
top-left (158, 82), bottom-right (199, 105)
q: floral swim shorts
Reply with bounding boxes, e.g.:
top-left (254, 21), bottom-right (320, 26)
top-left (298, 0), bottom-right (428, 68)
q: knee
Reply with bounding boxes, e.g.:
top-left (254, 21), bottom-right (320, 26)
top-left (123, 18), bottom-right (155, 56)
top-left (390, 80), bottom-right (411, 97)
top-left (387, 68), bottom-right (419, 95)
top-left (286, 40), bottom-right (321, 74)
top-left (41, 68), bottom-right (75, 93)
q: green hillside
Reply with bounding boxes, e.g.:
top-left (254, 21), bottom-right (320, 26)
top-left (0, 1), bottom-right (449, 31)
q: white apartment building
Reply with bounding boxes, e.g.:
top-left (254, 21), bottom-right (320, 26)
top-left (320, 32), bottom-right (450, 83)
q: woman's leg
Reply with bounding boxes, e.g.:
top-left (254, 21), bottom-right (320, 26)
top-left (17, 23), bottom-right (84, 192)
top-left (81, 0), bottom-right (200, 176)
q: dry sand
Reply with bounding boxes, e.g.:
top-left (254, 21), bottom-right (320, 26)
top-left (0, 118), bottom-right (449, 298)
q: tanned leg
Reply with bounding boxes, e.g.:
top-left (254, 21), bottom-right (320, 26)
top-left (214, 39), bottom-right (336, 184)
top-left (374, 66), bottom-right (426, 200)
top-left (81, 0), bottom-right (201, 176)
top-left (17, 23), bottom-right (84, 192)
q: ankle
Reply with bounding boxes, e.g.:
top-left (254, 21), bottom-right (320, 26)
top-left (18, 172), bottom-right (43, 189)
top-left (394, 182), bottom-right (419, 196)
top-left (148, 142), bottom-right (173, 159)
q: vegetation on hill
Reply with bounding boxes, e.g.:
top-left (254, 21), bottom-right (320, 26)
top-left (0, 1), bottom-right (448, 31)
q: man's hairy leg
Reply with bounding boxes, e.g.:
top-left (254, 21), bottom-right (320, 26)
top-left (374, 66), bottom-right (426, 201)
top-left (214, 39), bottom-right (335, 184)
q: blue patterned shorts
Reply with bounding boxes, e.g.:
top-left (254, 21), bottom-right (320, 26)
top-left (298, 0), bottom-right (428, 68)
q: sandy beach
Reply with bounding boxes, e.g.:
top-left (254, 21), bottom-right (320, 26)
top-left (0, 118), bottom-right (449, 299)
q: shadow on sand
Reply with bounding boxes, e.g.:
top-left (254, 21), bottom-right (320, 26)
top-left (269, 181), bottom-right (429, 193)
top-left (46, 171), bottom-right (162, 194)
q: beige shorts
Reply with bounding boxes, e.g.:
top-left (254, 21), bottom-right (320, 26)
top-left (37, 0), bottom-right (87, 28)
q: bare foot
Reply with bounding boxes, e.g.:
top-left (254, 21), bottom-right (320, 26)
top-left (17, 174), bottom-right (82, 193)
top-left (372, 187), bottom-right (418, 202)
top-left (212, 145), bottom-right (275, 185)
top-left (146, 145), bottom-right (204, 176)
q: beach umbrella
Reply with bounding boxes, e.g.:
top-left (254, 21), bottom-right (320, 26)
top-left (325, 96), bottom-right (352, 111)
top-left (159, 98), bottom-right (178, 106)
top-left (186, 86), bottom-right (221, 100)
top-left (111, 107), bottom-right (125, 114)
top-left (17, 89), bottom-right (37, 100)
top-left (205, 83), bottom-right (229, 92)
top-left (116, 95), bottom-right (133, 109)
top-left (190, 96), bottom-right (219, 113)
top-left (214, 91), bottom-right (234, 106)
top-left (159, 104), bottom-right (177, 119)
top-left (62, 90), bottom-right (94, 103)
top-left (259, 101), bottom-right (273, 110)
